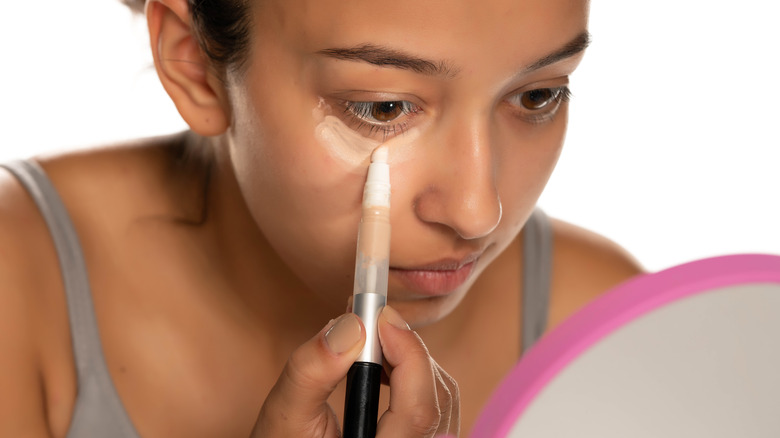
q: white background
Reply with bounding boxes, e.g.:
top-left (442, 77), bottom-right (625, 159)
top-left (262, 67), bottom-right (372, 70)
top-left (1, 1), bottom-right (778, 272)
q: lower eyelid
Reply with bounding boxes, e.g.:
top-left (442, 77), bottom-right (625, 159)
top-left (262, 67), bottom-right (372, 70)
top-left (521, 99), bottom-right (567, 124)
top-left (503, 97), bottom-right (568, 125)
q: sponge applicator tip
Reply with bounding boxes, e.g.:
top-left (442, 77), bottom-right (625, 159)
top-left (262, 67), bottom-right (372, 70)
top-left (364, 145), bottom-right (391, 208)
top-left (371, 144), bottom-right (389, 164)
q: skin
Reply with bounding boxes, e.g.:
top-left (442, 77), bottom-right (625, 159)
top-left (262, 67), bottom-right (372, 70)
top-left (0, 0), bottom-right (643, 436)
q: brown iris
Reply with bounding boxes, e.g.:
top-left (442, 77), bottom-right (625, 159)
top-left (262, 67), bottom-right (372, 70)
top-left (370, 101), bottom-right (404, 122)
top-left (520, 89), bottom-right (556, 110)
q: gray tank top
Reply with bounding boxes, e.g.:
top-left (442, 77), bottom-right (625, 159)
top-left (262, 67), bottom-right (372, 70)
top-left (1, 159), bottom-right (552, 437)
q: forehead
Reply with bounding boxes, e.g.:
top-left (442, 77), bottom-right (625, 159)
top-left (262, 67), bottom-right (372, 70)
top-left (254, 0), bottom-right (589, 68)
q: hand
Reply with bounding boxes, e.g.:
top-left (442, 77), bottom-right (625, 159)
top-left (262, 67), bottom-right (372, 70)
top-left (250, 306), bottom-right (460, 437)
top-left (376, 306), bottom-right (461, 437)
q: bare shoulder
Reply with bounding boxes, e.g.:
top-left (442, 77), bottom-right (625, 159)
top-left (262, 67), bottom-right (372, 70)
top-left (547, 216), bottom-right (645, 328)
top-left (0, 163), bottom-right (60, 319)
top-left (0, 132), bottom-right (185, 263)
top-left (0, 132), bottom-right (196, 324)
top-left (0, 133), bottom-right (192, 436)
top-left (35, 133), bottom-right (195, 222)
top-left (0, 165), bottom-right (61, 436)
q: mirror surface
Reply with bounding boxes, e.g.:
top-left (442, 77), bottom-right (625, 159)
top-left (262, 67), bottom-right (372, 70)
top-left (472, 254), bottom-right (780, 438)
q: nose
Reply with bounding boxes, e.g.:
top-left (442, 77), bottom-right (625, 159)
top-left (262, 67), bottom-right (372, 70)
top-left (413, 117), bottom-right (502, 240)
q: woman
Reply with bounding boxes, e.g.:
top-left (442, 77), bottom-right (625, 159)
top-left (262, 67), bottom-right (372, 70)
top-left (0, 0), bottom-right (642, 436)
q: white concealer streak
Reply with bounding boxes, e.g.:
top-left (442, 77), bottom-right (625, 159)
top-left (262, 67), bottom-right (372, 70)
top-left (315, 115), bottom-right (381, 169)
top-left (312, 97), bottom-right (331, 121)
top-left (314, 115), bottom-right (421, 171)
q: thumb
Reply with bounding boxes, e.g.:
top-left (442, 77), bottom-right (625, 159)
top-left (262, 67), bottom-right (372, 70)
top-left (254, 313), bottom-right (365, 437)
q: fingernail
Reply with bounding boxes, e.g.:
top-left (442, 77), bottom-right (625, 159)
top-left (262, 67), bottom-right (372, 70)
top-left (380, 306), bottom-right (410, 330)
top-left (325, 313), bottom-right (362, 354)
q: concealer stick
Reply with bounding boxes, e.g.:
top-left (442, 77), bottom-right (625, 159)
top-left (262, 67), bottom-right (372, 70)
top-left (343, 144), bottom-right (391, 438)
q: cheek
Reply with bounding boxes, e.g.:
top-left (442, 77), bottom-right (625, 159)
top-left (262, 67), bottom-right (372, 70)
top-left (231, 134), bottom-right (366, 297)
top-left (227, 81), bottom-right (369, 297)
top-left (497, 110), bottom-right (568, 230)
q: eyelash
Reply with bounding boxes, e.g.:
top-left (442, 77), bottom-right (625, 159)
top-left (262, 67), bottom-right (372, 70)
top-left (341, 100), bottom-right (421, 140)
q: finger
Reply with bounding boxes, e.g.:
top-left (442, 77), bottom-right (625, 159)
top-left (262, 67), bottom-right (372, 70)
top-left (346, 295), bottom-right (354, 313)
top-left (253, 313), bottom-right (365, 437)
top-left (375, 306), bottom-right (441, 437)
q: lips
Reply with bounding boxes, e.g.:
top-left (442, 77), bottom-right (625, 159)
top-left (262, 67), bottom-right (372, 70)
top-left (390, 255), bottom-right (479, 297)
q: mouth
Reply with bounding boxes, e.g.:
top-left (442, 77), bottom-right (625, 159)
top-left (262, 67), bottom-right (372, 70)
top-left (390, 254), bottom-right (481, 297)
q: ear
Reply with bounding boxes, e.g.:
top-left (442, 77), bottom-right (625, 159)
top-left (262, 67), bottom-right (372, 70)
top-left (146, 0), bottom-right (230, 136)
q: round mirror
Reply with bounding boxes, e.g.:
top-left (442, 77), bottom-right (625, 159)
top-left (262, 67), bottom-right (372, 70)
top-left (472, 254), bottom-right (780, 437)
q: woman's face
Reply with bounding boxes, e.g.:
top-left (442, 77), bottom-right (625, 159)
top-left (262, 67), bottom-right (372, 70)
top-left (224, 0), bottom-right (589, 326)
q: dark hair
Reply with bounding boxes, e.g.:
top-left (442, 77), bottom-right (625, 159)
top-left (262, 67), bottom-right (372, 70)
top-left (122, 0), bottom-right (253, 73)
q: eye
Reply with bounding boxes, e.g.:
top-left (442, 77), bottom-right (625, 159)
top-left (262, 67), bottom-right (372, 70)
top-left (340, 99), bottom-right (421, 138)
top-left (346, 100), bottom-right (419, 124)
top-left (521, 89), bottom-right (556, 110)
top-left (505, 86), bottom-right (572, 124)
top-left (371, 101), bottom-right (404, 122)
top-left (515, 87), bottom-right (570, 110)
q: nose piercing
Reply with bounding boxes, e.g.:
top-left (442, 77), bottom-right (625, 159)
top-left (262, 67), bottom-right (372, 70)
top-left (488, 196), bottom-right (503, 235)
top-left (465, 195), bottom-right (502, 239)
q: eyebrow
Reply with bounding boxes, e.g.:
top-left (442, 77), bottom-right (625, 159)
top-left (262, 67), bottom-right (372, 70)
top-left (317, 44), bottom-right (457, 77)
top-left (316, 30), bottom-right (591, 78)
top-left (524, 31), bottom-right (591, 73)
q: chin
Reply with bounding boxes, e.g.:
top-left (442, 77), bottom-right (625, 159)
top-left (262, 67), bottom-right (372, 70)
top-left (389, 288), bottom-right (469, 330)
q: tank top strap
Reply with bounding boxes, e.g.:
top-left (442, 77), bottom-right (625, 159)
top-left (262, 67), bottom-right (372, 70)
top-left (520, 207), bottom-right (553, 355)
top-left (1, 160), bottom-right (139, 437)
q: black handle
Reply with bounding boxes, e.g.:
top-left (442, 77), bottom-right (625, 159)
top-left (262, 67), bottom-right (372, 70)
top-left (343, 361), bottom-right (382, 438)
